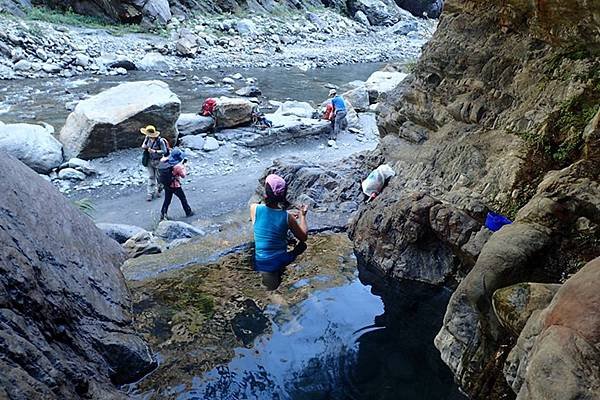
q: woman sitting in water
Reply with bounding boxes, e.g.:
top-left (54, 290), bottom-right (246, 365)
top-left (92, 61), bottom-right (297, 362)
top-left (250, 174), bottom-right (308, 290)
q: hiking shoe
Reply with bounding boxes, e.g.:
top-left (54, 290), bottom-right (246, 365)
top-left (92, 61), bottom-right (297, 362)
top-left (185, 210), bottom-right (195, 217)
top-left (146, 194), bottom-right (153, 201)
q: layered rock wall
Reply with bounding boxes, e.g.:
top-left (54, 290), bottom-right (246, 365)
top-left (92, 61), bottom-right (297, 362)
top-left (349, 0), bottom-right (599, 398)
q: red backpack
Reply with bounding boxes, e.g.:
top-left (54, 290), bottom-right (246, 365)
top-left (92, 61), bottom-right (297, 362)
top-left (201, 98), bottom-right (218, 116)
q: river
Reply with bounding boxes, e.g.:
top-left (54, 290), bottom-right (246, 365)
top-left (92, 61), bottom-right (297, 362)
top-left (0, 62), bottom-right (385, 131)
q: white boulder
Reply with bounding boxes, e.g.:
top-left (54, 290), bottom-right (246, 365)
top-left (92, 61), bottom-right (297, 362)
top-left (59, 80), bottom-right (181, 159)
top-left (275, 101), bottom-right (316, 119)
top-left (138, 53), bottom-right (171, 72)
top-left (0, 123), bottom-right (63, 173)
top-left (365, 70), bottom-right (408, 100)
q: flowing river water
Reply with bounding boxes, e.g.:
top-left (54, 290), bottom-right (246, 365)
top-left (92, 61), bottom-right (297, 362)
top-left (1, 62), bottom-right (465, 399)
top-left (0, 62), bottom-right (386, 131)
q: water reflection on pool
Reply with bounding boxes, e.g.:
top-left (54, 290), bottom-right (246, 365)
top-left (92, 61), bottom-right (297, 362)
top-left (176, 276), bottom-right (465, 400)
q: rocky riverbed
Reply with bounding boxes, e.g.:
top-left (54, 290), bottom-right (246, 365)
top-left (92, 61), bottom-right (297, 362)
top-left (0, 7), bottom-right (435, 80)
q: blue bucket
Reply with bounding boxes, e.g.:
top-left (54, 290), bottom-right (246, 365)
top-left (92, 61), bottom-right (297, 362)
top-left (485, 212), bottom-right (512, 232)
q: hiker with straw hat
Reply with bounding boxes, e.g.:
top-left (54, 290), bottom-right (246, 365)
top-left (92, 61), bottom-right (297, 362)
top-left (141, 125), bottom-right (169, 202)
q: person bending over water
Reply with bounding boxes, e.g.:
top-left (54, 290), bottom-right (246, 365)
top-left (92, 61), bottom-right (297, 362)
top-left (250, 174), bottom-right (308, 290)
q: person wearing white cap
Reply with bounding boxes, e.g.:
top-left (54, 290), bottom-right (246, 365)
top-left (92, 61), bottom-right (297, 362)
top-left (328, 89), bottom-right (348, 141)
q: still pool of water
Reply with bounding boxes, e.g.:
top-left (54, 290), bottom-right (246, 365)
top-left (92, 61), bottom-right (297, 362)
top-left (173, 276), bottom-right (465, 400)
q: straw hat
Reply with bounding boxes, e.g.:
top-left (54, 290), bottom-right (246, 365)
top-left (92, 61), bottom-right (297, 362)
top-left (140, 125), bottom-right (160, 138)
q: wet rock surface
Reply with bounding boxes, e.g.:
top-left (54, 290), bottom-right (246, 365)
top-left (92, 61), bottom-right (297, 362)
top-left (126, 233), bottom-right (359, 397)
top-left (0, 154), bottom-right (154, 399)
top-left (492, 283), bottom-right (561, 337)
top-left (435, 160), bottom-right (600, 398)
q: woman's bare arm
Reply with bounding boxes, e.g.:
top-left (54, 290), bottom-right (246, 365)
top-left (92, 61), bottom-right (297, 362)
top-left (288, 205), bottom-right (308, 242)
top-left (250, 203), bottom-right (258, 225)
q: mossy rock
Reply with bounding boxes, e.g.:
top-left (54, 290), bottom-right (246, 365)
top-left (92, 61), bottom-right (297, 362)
top-left (492, 282), bottom-right (561, 336)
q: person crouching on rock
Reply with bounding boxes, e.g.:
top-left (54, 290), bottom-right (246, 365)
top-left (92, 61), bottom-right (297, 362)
top-left (141, 125), bottom-right (169, 201)
top-left (158, 148), bottom-right (194, 221)
top-left (250, 174), bottom-right (308, 290)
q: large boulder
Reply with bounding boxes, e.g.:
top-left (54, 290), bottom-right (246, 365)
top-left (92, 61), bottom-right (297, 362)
top-left (343, 86), bottom-right (370, 112)
top-left (155, 220), bottom-right (205, 242)
top-left (505, 257), bottom-right (600, 400)
top-left (435, 159), bottom-right (600, 398)
top-left (349, 0), bottom-right (402, 25)
top-left (96, 222), bottom-right (148, 244)
top-left (138, 53), bottom-right (171, 71)
top-left (216, 113), bottom-right (330, 147)
top-left (349, 191), bottom-right (486, 285)
top-left (215, 97), bottom-right (254, 129)
top-left (176, 113), bottom-right (213, 137)
top-left (274, 101), bottom-right (316, 119)
top-left (365, 70), bottom-right (408, 101)
top-left (0, 0), bottom-right (31, 17)
top-left (138, 0), bottom-right (171, 24)
top-left (180, 134), bottom-right (206, 150)
top-left (492, 282), bottom-right (561, 336)
top-left (0, 153), bottom-right (155, 398)
top-left (59, 80), bottom-right (181, 159)
top-left (0, 122), bottom-right (63, 173)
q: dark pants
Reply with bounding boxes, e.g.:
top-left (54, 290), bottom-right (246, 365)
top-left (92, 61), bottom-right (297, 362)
top-left (161, 186), bottom-right (192, 216)
top-left (257, 242), bottom-right (307, 291)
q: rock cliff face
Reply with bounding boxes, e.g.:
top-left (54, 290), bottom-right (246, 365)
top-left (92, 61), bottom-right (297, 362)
top-left (8, 0), bottom-right (441, 25)
top-left (0, 154), bottom-right (155, 399)
top-left (349, 0), bottom-right (599, 398)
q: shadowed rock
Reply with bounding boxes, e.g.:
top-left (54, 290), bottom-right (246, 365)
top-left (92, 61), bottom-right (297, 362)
top-left (0, 154), bottom-right (155, 399)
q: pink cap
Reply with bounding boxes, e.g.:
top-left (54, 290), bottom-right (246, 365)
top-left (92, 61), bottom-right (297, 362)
top-left (265, 174), bottom-right (287, 196)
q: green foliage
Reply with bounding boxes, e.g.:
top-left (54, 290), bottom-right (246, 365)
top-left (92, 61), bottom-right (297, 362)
top-left (23, 6), bottom-right (154, 36)
top-left (513, 88), bottom-right (599, 166)
top-left (72, 198), bottom-right (95, 217)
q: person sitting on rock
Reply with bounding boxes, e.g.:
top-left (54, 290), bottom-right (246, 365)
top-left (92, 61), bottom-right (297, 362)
top-left (251, 105), bottom-right (273, 129)
top-left (250, 174), bottom-right (308, 290)
top-left (141, 125), bottom-right (169, 201)
top-left (328, 89), bottom-right (348, 141)
top-left (158, 148), bottom-right (194, 221)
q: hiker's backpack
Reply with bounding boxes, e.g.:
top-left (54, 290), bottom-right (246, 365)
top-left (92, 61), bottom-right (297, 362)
top-left (162, 138), bottom-right (171, 157)
top-left (158, 164), bottom-right (174, 187)
top-left (149, 137), bottom-right (171, 157)
top-left (201, 98), bottom-right (218, 116)
top-left (324, 103), bottom-right (334, 121)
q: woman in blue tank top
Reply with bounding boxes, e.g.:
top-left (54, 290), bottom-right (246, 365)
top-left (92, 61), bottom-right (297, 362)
top-left (250, 174), bottom-right (308, 290)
